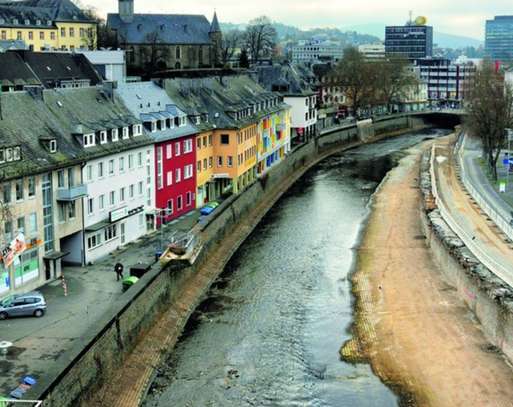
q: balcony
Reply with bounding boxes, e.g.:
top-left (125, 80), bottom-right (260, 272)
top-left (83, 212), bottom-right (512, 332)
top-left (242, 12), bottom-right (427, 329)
top-left (57, 184), bottom-right (88, 201)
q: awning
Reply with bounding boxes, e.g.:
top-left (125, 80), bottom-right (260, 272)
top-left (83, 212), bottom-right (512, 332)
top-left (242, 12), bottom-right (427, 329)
top-left (44, 251), bottom-right (69, 261)
top-left (85, 220), bottom-right (110, 233)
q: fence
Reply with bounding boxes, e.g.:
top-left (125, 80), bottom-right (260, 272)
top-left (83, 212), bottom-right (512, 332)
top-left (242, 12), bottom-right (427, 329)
top-left (430, 143), bottom-right (513, 287)
top-left (0, 400), bottom-right (43, 407)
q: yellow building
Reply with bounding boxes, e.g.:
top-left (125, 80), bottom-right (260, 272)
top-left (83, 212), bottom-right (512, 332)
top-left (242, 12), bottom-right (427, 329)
top-left (195, 130), bottom-right (215, 207)
top-left (0, 0), bottom-right (97, 51)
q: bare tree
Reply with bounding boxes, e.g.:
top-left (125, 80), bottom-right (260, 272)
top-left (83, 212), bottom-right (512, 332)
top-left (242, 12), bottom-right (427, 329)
top-left (220, 30), bottom-right (242, 67)
top-left (79, 4), bottom-right (118, 50)
top-left (244, 16), bottom-right (277, 64)
top-left (466, 62), bottom-right (513, 180)
top-left (142, 32), bottom-right (171, 75)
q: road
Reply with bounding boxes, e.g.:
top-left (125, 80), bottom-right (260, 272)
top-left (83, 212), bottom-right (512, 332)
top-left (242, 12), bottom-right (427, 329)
top-left (0, 210), bottom-right (199, 397)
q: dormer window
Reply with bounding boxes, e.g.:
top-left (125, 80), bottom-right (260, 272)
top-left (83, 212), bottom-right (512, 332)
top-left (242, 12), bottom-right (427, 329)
top-left (112, 128), bottom-right (119, 142)
top-left (100, 130), bottom-right (107, 144)
top-left (133, 124), bottom-right (142, 136)
top-left (203, 113), bottom-right (209, 123)
top-left (12, 18), bottom-right (18, 25)
top-left (83, 133), bottom-right (95, 147)
top-left (24, 19), bottom-right (30, 26)
top-left (0, 149), bottom-right (4, 163)
top-left (160, 119), bottom-right (166, 130)
top-left (167, 118), bottom-right (174, 128)
top-left (180, 116), bottom-right (186, 127)
top-left (195, 116), bottom-right (200, 125)
top-left (36, 19), bottom-right (41, 26)
top-left (122, 127), bottom-right (129, 139)
top-left (49, 139), bottom-right (57, 153)
top-left (151, 121), bottom-right (157, 132)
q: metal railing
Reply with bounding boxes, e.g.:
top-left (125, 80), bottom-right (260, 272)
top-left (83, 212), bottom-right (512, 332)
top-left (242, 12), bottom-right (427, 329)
top-left (0, 400), bottom-right (43, 407)
top-left (430, 144), bottom-right (513, 287)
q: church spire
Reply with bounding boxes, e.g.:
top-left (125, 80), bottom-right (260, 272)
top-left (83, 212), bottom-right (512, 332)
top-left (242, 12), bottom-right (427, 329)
top-left (210, 11), bottom-right (221, 33)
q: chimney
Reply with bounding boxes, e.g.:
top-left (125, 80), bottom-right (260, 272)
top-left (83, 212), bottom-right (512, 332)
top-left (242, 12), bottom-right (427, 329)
top-left (101, 81), bottom-right (117, 101)
top-left (25, 85), bottom-right (45, 102)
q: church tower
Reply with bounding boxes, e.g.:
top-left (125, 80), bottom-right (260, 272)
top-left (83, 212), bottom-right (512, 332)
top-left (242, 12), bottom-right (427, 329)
top-left (119, 0), bottom-right (134, 23)
top-left (209, 11), bottom-right (222, 67)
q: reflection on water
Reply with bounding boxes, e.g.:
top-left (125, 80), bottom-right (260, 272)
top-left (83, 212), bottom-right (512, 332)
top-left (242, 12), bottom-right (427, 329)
top-left (143, 129), bottom-right (447, 407)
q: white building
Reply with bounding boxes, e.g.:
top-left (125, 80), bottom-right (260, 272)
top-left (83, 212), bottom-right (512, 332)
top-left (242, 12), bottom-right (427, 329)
top-left (81, 125), bottom-right (155, 264)
top-left (292, 39), bottom-right (344, 64)
top-left (505, 68), bottom-right (513, 90)
top-left (358, 43), bottom-right (385, 59)
top-left (284, 93), bottom-right (317, 141)
top-left (78, 50), bottom-right (126, 83)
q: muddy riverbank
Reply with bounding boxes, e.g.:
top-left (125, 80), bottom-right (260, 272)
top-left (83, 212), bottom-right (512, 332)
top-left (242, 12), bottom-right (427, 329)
top-left (344, 139), bottom-right (513, 406)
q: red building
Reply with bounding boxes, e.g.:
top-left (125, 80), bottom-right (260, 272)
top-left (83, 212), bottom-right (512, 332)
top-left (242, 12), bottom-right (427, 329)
top-left (154, 134), bottom-right (197, 225)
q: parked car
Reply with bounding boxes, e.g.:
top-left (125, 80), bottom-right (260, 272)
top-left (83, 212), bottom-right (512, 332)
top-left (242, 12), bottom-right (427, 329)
top-left (0, 292), bottom-right (47, 320)
top-left (200, 201), bottom-right (220, 216)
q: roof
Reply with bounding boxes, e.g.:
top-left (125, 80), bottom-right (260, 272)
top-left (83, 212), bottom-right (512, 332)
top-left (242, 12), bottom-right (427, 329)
top-left (210, 11), bottom-right (220, 33)
top-left (107, 14), bottom-right (212, 45)
top-left (12, 51), bottom-right (103, 88)
top-left (0, 52), bottom-right (41, 86)
top-left (0, 0), bottom-right (94, 25)
top-left (0, 87), bottom-right (152, 181)
top-left (254, 63), bottom-right (315, 96)
top-left (164, 75), bottom-right (290, 131)
top-left (116, 81), bottom-right (198, 142)
top-left (0, 39), bottom-right (27, 52)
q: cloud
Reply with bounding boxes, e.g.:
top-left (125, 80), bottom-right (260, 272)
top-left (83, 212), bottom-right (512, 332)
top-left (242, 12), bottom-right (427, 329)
top-left (85, 0), bottom-right (511, 39)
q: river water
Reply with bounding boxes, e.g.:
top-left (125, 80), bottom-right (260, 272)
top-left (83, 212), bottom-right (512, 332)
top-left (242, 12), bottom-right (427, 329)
top-left (143, 129), bottom-right (447, 407)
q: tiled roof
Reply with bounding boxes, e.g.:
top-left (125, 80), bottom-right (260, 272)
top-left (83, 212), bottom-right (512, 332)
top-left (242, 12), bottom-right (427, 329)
top-left (254, 63), bottom-right (314, 95)
top-left (0, 0), bottom-right (94, 25)
top-left (0, 87), bottom-right (151, 181)
top-left (107, 13), bottom-right (212, 45)
top-left (0, 52), bottom-right (41, 85)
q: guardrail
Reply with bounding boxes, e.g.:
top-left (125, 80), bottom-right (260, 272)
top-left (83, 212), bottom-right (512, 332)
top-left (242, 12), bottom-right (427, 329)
top-left (0, 400), bottom-right (43, 407)
top-left (456, 135), bottom-right (513, 241)
top-left (430, 144), bottom-right (513, 287)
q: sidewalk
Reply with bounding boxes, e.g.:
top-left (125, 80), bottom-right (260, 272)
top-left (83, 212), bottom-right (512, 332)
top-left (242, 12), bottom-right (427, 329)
top-left (0, 210), bottom-right (199, 397)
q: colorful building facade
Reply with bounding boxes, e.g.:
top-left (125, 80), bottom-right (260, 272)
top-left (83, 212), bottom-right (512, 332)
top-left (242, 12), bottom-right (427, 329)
top-left (257, 108), bottom-right (291, 174)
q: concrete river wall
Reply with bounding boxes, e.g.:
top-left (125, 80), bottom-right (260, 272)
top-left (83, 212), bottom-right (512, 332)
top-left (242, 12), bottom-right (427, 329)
top-left (28, 115), bottom-right (429, 406)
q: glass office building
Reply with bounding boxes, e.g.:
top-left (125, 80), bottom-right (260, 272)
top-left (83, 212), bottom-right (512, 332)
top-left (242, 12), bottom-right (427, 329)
top-left (385, 24), bottom-right (433, 60)
top-left (485, 16), bottom-right (513, 62)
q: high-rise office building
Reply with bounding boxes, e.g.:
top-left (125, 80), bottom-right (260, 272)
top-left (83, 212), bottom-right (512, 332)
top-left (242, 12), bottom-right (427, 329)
top-left (385, 23), bottom-right (433, 60)
top-left (485, 16), bottom-right (513, 62)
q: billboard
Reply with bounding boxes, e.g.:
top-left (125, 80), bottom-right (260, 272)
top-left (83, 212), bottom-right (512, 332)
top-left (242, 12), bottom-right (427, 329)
top-left (0, 233), bottom-right (27, 268)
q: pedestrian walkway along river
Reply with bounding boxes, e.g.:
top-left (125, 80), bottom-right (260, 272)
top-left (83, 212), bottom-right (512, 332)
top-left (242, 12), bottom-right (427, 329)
top-left (143, 129), bottom-right (448, 407)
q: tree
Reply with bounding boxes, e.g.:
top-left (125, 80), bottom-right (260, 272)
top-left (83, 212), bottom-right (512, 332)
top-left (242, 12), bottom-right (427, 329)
top-left (142, 32), bottom-right (170, 76)
top-left (239, 49), bottom-right (250, 69)
top-left (332, 47), bottom-right (377, 116)
top-left (373, 58), bottom-right (419, 112)
top-left (220, 30), bottom-right (242, 67)
top-left (466, 62), bottom-right (513, 180)
top-left (244, 16), bottom-right (277, 64)
top-left (79, 3), bottom-right (118, 50)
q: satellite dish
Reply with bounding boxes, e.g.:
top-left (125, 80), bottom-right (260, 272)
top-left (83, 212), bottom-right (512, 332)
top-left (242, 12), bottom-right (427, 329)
top-left (415, 16), bottom-right (427, 25)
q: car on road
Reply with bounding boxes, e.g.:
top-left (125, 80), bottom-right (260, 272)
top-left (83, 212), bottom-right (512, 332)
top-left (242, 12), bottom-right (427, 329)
top-left (0, 292), bottom-right (47, 320)
top-left (200, 201), bottom-right (220, 216)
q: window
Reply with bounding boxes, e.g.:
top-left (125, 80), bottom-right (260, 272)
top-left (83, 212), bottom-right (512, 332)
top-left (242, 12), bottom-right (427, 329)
top-left (50, 32), bottom-right (56, 40)
top-left (100, 131), bottom-right (107, 144)
top-left (186, 191), bottom-right (192, 206)
top-left (17, 216), bottom-right (25, 234)
top-left (133, 124), bottom-right (142, 136)
top-left (166, 144), bottom-right (172, 159)
top-left (184, 164), bottom-right (193, 179)
top-left (99, 194), bottom-right (105, 210)
top-left (175, 142), bottom-right (181, 156)
top-left (60, 27), bottom-right (66, 37)
top-left (138, 152), bottom-right (143, 167)
top-left (112, 128), bottom-right (119, 142)
top-left (217, 156), bottom-right (223, 167)
top-left (69, 201), bottom-right (76, 219)
top-left (4, 221), bottom-right (12, 241)
top-left (157, 147), bottom-right (163, 190)
top-left (28, 31), bottom-right (33, 40)
top-left (105, 224), bottom-right (117, 241)
top-left (86, 165), bottom-right (93, 181)
top-left (28, 176), bottom-right (35, 197)
top-left (167, 171), bottom-right (173, 186)
top-left (109, 191), bottom-right (115, 206)
top-left (84, 133), bottom-right (95, 147)
top-left (69, 27), bottom-right (74, 37)
top-left (80, 28), bottom-right (85, 38)
top-left (1, 31), bottom-right (6, 40)
top-left (108, 159), bottom-right (115, 175)
top-left (208, 134), bottom-right (212, 146)
top-left (57, 170), bottom-right (65, 188)
top-left (49, 139), bottom-right (57, 153)
top-left (138, 181), bottom-right (143, 196)
top-left (29, 213), bottom-right (37, 234)
top-left (128, 154), bottom-right (134, 169)
top-left (177, 195), bottom-right (183, 210)
top-left (2, 183), bottom-right (10, 204)
top-left (15, 179), bottom-right (24, 201)
top-left (122, 127), bottom-right (129, 139)
top-left (175, 168), bottom-right (181, 183)
top-left (167, 199), bottom-right (173, 214)
top-left (120, 187), bottom-right (126, 202)
top-left (197, 161), bottom-right (201, 172)
top-left (87, 198), bottom-right (94, 215)
top-left (87, 232), bottom-right (102, 249)
top-left (176, 45), bottom-right (181, 59)
top-left (151, 121), bottom-right (157, 132)
top-left (98, 162), bottom-right (104, 178)
top-left (184, 139), bottom-right (193, 153)
top-left (203, 158), bottom-right (207, 170)
top-left (227, 156), bottom-right (233, 167)
top-left (119, 157), bottom-right (125, 172)
top-left (221, 134), bottom-right (230, 145)
top-left (129, 184), bottom-right (134, 199)
top-left (197, 138), bottom-right (201, 149)
top-left (58, 204), bottom-right (66, 222)
top-left (17, 31), bottom-right (22, 40)
top-left (208, 157), bottom-right (213, 168)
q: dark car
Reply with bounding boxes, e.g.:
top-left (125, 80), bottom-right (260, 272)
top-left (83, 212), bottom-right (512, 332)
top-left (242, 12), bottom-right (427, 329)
top-left (0, 291), bottom-right (47, 320)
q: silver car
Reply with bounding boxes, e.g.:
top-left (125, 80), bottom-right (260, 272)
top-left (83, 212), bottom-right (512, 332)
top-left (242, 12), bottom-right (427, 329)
top-left (0, 291), bottom-right (47, 320)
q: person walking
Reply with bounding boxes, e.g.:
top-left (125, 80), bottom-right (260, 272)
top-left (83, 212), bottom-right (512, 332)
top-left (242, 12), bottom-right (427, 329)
top-left (114, 262), bottom-right (124, 281)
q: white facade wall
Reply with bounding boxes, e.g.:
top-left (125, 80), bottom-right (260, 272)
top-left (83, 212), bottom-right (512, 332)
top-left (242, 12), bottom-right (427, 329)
top-left (82, 145), bottom-right (155, 263)
top-left (284, 95), bottom-right (317, 129)
top-left (506, 70), bottom-right (513, 90)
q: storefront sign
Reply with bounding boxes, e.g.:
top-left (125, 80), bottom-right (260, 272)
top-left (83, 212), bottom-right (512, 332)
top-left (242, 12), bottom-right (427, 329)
top-left (0, 233), bottom-right (27, 268)
top-left (110, 207), bottom-right (129, 223)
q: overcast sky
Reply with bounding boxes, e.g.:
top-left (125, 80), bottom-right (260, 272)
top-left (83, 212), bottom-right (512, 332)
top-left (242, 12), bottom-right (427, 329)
top-left (84, 0), bottom-right (513, 40)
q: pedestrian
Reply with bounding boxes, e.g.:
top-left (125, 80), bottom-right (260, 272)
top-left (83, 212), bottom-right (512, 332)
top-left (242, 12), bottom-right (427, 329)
top-left (114, 262), bottom-right (124, 281)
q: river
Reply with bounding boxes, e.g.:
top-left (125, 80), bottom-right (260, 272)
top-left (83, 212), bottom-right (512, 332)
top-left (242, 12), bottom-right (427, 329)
top-left (143, 129), bottom-right (448, 407)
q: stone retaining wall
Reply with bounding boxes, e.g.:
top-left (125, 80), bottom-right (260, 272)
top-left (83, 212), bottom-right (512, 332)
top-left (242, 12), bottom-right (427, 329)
top-left (29, 116), bottom-right (429, 406)
top-left (419, 151), bottom-right (513, 363)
